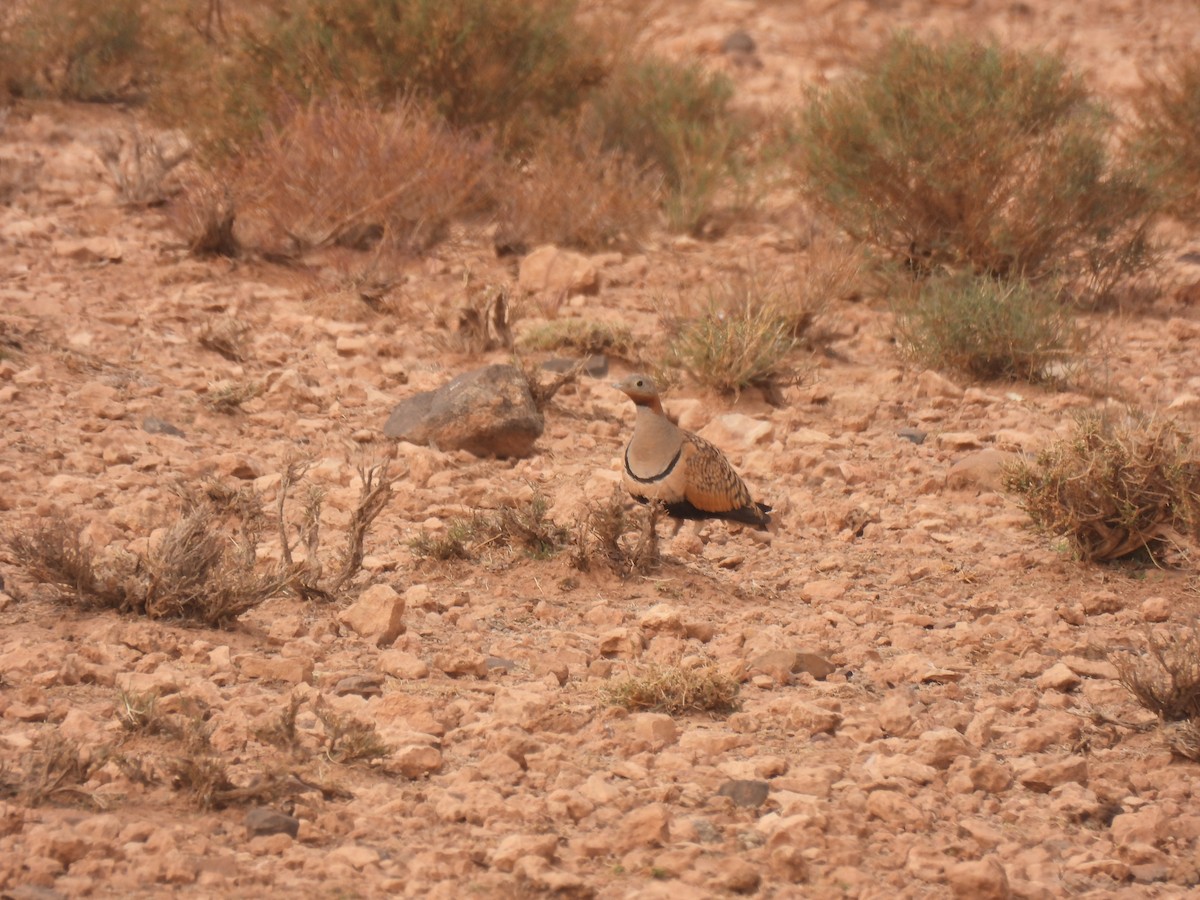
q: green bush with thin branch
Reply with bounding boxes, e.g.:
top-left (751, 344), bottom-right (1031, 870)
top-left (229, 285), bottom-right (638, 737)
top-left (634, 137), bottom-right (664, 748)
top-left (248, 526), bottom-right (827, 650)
top-left (895, 272), bottom-right (1078, 381)
top-left (798, 33), bottom-right (1157, 301)
top-left (1131, 54), bottom-right (1200, 225)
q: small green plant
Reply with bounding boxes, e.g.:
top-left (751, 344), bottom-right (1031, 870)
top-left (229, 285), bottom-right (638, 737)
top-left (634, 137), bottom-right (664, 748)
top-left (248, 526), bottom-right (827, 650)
top-left (586, 56), bottom-right (748, 233)
top-left (798, 33), bottom-right (1157, 300)
top-left (1006, 411), bottom-right (1200, 563)
top-left (895, 272), bottom-right (1078, 381)
top-left (1131, 54), bottom-right (1200, 225)
top-left (667, 272), bottom-right (799, 396)
top-left (604, 664), bottom-right (741, 715)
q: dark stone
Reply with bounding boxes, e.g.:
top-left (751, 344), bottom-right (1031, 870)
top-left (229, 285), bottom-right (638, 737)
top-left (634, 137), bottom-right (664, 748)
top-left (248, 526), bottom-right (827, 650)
top-left (244, 807), bottom-right (301, 839)
top-left (720, 30), bottom-right (757, 55)
top-left (898, 427), bottom-right (927, 445)
top-left (143, 416), bottom-right (186, 438)
top-left (383, 364), bottom-right (543, 458)
top-left (717, 779), bottom-right (770, 809)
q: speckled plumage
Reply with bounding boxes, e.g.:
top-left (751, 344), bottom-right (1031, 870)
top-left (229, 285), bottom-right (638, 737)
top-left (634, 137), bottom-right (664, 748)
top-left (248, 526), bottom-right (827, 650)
top-left (613, 374), bottom-right (772, 529)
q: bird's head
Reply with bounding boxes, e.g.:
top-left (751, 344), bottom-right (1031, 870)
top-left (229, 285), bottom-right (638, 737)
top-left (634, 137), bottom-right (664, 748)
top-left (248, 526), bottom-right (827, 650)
top-left (612, 374), bottom-right (663, 413)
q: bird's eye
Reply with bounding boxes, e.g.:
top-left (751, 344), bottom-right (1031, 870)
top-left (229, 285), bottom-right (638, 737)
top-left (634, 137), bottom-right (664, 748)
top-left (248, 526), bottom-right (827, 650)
top-left (635, 379), bottom-right (644, 387)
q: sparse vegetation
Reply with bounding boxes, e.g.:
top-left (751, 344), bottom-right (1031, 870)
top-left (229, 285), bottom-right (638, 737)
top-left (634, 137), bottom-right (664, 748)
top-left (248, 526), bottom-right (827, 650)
top-left (519, 319), bottom-right (636, 359)
top-left (5, 734), bottom-right (109, 808)
top-left (571, 486), bottom-right (661, 576)
top-left (203, 379), bottom-right (263, 413)
top-left (798, 33), bottom-right (1157, 301)
top-left (315, 701), bottom-right (391, 764)
top-left (895, 272), bottom-right (1079, 381)
top-left (604, 663), bottom-right (741, 715)
top-left (1112, 624), bottom-right (1200, 761)
top-left (1132, 54), bottom-right (1200, 225)
top-left (410, 491), bottom-right (569, 564)
top-left (1006, 412), bottom-right (1200, 563)
top-left (666, 271), bottom-right (800, 397)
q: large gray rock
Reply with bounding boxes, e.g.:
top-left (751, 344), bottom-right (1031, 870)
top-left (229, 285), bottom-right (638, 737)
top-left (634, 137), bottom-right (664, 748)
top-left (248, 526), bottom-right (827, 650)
top-left (383, 364), bottom-right (543, 458)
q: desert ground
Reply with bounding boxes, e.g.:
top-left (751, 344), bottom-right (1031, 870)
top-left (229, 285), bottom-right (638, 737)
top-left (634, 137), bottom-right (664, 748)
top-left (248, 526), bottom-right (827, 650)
top-left (2, 0), bottom-right (1200, 897)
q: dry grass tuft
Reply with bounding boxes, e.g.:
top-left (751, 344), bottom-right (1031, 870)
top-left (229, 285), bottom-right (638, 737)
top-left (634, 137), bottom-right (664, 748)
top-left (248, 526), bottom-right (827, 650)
top-left (604, 663), bottom-right (741, 715)
top-left (518, 319), bottom-right (637, 360)
top-left (411, 491), bottom-right (569, 564)
top-left (1006, 411), bottom-right (1200, 563)
top-left (9, 734), bottom-right (110, 808)
top-left (169, 173), bottom-right (239, 257)
top-left (1112, 625), bottom-right (1200, 723)
top-left (203, 379), bottom-right (262, 413)
top-left (666, 270), bottom-right (801, 398)
top-left (571, 486), bottom-right (661, 576)
top-left (198, 316), bottom-right (250, 362)
top-left (315, 701), bottom-right (391, 764)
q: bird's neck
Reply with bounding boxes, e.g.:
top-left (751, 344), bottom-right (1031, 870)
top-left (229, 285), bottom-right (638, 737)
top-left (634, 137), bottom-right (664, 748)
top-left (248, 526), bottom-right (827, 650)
top-left (634, 397), bottom-right (664, 415)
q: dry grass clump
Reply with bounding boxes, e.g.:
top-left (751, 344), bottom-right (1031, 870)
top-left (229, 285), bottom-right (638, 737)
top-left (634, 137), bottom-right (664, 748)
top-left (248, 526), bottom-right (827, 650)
top-left (1112, 624), bottom-right (1200, 761)
top-left (411, 491), bottom-right (569, 564)
top-left (604, 663), bottom-right (741, 716)
top-left (571, 486), bottom-right (661, 576)
top-left (9, 460), bottom-right (393, 624)
top-left (92, 127), bottom-right (192, 207)
top-left (230, 99), bottom-right (492, 257)
top-left (798, 33), bottom-right (1157, 302)
top-left (203, 379), bottom-right (263, 413)
top-left (1006, 412), bottom-right (1200, 563)
top-left (315, 701), bottom-right (391, 764)
top-left (519, 319), bottom-right (637, 359)
top-left (4, 734), bottom-right (110, 808)
top-left (168, 172), bottom-right (239, 257)
top-left (198, 316), bottom-right (250, 362)
top-left (1132, 54), bottom-right (1200, 225)
top-left (666, 271), bottom-right (801, 398)
top-left (895, 273), bottom-right (1080, 382)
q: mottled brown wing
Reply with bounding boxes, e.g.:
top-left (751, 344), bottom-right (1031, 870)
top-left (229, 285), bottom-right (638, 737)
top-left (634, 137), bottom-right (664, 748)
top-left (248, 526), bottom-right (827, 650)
top-left (679, 435), bottom-right (755, 514)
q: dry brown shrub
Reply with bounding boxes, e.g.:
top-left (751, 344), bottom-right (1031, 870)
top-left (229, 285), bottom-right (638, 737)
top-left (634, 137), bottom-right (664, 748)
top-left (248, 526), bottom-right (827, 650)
top-left (9, 734), bottom-right (110, 808)
top-left (1112, 625), bottom-right (1200, 723)
top-left (491, 128), bottom-right (662, 251)
top-left (1006, 412), bottom-right (1200, 563)
top-left (169, 171), bottom-right (238, 257)
top-left (410, 490), bottom-right (568, 565)
top-left (604, 663), bottom-right (741, 715)
top-left (314, 700), bottom-right (391, 764)
top-left (570, 486), bottom-right (661, 576)
top-left (198, 315), bottom-right (250, 362)
top-left (1132, 53), bottom-right (1200, 226)
top-left (234, 98), bottom-right (492, 257)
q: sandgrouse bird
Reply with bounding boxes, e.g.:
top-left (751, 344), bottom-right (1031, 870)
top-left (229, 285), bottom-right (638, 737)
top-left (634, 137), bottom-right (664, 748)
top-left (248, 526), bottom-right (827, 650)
top-left (613, 374), bottom-right (772, 530)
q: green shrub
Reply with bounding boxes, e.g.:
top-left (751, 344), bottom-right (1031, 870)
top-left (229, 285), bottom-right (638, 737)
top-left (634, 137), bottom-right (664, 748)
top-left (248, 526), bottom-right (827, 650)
top-left (895, 272), bottom-right (1077, 381)
top-left (798, 33), bottom-right (1156, 300)
top-left (1005, 412), bottom-right (1200, 563)
top-left (1132, 55), bottom-right (1200, 225)
top-left (231, 0), bottom-right (604, 146)
top-left (586, 57), bottom-right (748, 233)
top-left (2, 0), bottom-right (159, 102)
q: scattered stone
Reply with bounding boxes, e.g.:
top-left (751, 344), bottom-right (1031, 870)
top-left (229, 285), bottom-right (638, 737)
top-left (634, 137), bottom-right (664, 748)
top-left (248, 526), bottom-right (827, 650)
top-left (633, 713), bottom-right (678, 748)
top-left (1036, 662), bottom-right (1082, 693)
top-left (383, 364), bottom-right (544, 458)
top-left (946, 450), bottom-right (1019, 491)
top-left (1140, 596), bottom-right (1171, 623)
top-left (333, 673), bottom-right (384, 697)
top-left (917, 369), bottom-right (963, 399)
top-left (518, 245), bottom-right (599, 295)
top-left (1019, 756), bottom-right (1088, 793)
top-left (433, 650), bottom-right (489, 678)
top-left (898, 427), bottom-right (927, 445)
top-left (238, 656), bottom-right (313, 685)
top-left (338, 584), bottom-right (406, 647)
top-left (716, 780), bottom-right (770, 809)
top-left (491, 833), bottom-right (558, 873)
top-left (378, 650), bottom-right (430, 680)
top-left (616, 804), bottom-right (671, 851)
top-left (946, 857), bottom-right (1011, 899)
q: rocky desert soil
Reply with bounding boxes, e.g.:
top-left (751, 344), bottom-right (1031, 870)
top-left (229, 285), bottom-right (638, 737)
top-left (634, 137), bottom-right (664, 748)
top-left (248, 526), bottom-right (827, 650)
top-left (3, 1), bottom-right (1200, 897)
